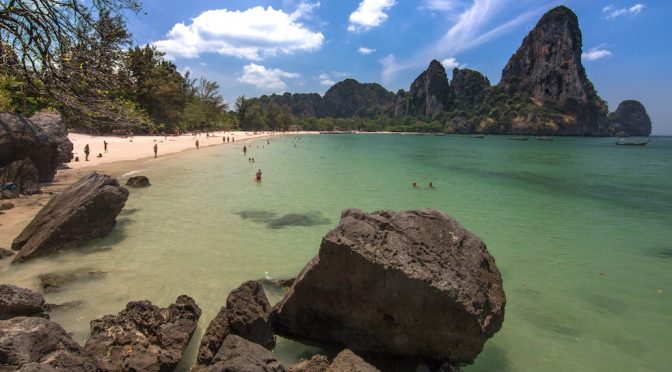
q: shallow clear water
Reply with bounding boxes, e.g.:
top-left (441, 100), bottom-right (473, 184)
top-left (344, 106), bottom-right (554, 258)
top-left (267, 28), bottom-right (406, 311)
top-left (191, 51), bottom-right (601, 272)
top-left (2, 134), bottom-right (671, 371)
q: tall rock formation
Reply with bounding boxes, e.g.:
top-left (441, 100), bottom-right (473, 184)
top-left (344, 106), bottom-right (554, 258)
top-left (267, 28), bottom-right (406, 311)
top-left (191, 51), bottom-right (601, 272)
top-left (406, 60), bottom-right (451, 117)
top-left (499, 6), bottom-right (608, 134)
top-left (607, 100), bottom-right (652, 136)
top-left (452, 68), bottom-right (490, 108)
top-left (323, 79), bottom-right (395, 118)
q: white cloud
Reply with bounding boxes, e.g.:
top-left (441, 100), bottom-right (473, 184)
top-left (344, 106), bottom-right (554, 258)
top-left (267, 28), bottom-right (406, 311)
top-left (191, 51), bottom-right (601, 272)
top-left (358, 47), bottom-right (376, 54)
top-left (423, 0), bottom-right (465, 13)
top-left (238, 63), bottom-right (300, 90)
top-left (348, 0), bottom-right (396, 32)
top-left (318, 73), bottom-right (336, 86)
top-left (316, 71), bottom-right (348, 86)
top-left (441, 57), bottom-right (461, 69)
top-left (604, 3), bottom-right (645, 19)
top-left (582, 46), bottom-right (613, 61)
top-left (153, 3), bottom-right (324, 61)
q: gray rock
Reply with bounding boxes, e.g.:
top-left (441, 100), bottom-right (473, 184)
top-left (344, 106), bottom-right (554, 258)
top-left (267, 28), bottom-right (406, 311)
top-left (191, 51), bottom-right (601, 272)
top-left (325, 349), bottom-right (379, 372)
top-left (407, 60), bottom-right (451, 118)
top-left (0, 113), bottom-right (60, 182)
top-left (607, 100), bottom-right (652, 136)
top-left (287, 354), bottom-right (330, 372)
top-left (197, 306), bottom-right (231, 366)
top-left (39, 269), bottom-right (107, 293)
top-left (30, 110), bottom-right (74, 164)
top-left (272, 209), bottom-right (506, 365)
top-left (227, 280), bottom-right (276, 349)
top-left (0, 202), bottom-right (15, 210)
top-left (449, 117), bottom-right (474, 134)
top-left (0, 158), bottom-right (41, 195)
top-left (125, 175), bottom-right (151, 188)
top-left (84, 295), bottom-right (201, 372)
top-left (198, 335), bottom-right (285, 372)
top-left (0, 247), bottom-right (15, 259)
top-left (11, 172), bottom-right (129, 263)
top-left (0, 316), bottom-right (97, 371)
top-left (0, 284), bottom-right (46, 319)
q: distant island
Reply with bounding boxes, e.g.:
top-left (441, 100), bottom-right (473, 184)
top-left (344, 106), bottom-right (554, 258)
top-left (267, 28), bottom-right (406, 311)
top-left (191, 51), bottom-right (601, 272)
top-left (247, 6), bottom-right (651, 136)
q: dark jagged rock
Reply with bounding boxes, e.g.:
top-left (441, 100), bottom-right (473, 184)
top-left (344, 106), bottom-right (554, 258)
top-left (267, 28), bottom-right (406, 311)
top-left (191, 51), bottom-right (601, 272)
top-left (288, 354), bottom-right (330, 372)
top-left (499, 6), bottom-right (608, 135)
top-left (0, 284), bottom-right (47, 319)
top-left (452, 68), bottom-right (491, 108)
top-left (30, 110), bottom-right (74, 164)
top-left (39, 269), bottom-right (107, 293)
top-left (11, 172), bottom-right (129, 263)
top-left (393, 89), bottom-right (409, 117)
top-left (323, 79), bottom-right (395, 118)
top-left (272, 209), bottom-right (506, 365)
top-left (447, 117), bottom-right (474, 134)
top-left (227, 280), bottom-right (276, 349)
top-left (607, 100), bottom-right (652, 136)
top-left (258, 93), bottom-right (328, 118)
top-left (0, 113), bottom-right (60, 182)
top-left (197, 307), bottom-right (231, 366)
top-left (84, 295), bottom-right (201, 372)
top-left (407, 60), bottom-right (451, 117)
top-left (0, 247), bottom-right (15, 259)
top-left (325, 349), bottom-right (379, 372)
top-left (196, 335), bottom-right (286, 372)
top-left (0, 316), bottom-right (98, 371)
top-left (125, 175), bottom-right (151, 188)
top-left (0, 158), bottom-right (41, 195)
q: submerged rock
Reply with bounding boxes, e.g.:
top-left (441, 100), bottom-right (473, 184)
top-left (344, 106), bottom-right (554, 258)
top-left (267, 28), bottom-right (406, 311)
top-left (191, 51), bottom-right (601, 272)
top-left (0, 316), bottom-right (98, 371)
top-left (197, 306), bottom-right (231, 366)
top-left (125, 175), bottom-right (151, 188)
top-left (84, 295), bottom-right (201, 371)
top-left (11, 172), bottom-right (129, 263)
top-left (326, 349), bottom-right (379, 372)
top-left (0, 158), bottom-right (41, 195)
top-left (196, 335), bottom-right (286, 372)
top-left (272, 209), bottom-right (506, 365)
top-left (227, 280), bottom-right (276, 349)
top-left (0, 284), bottom-right (47, 319)
top-left (39, 268), bottom-right (107, 293)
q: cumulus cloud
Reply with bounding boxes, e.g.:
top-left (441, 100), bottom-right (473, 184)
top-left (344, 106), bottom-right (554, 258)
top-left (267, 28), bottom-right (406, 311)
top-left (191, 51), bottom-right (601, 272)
top-left (316, 71), bottom-right (349, 86)
top-left (318, 73), bottom-right (336, 86)
top-left (153, 3), bottom-right (324, 60)
top-left (238, 63), bottom-right (300, 90)
top-left (441, 57), bottom-right (461, 69)
top-left (358, 47), bottom-right (376, 54)
top-left (348, 0), bottom-right (396, 32)
top-left (582, 46), bottom-right (613, 61)
top-left (603, 3), bottom-right (645, 19)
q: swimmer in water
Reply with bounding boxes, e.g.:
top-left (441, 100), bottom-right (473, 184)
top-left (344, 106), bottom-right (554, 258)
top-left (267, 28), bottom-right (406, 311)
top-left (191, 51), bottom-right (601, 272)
top-left (255, 169), bottom-right (262, 181)
top-left (412, 182), bottom-right (417, 188)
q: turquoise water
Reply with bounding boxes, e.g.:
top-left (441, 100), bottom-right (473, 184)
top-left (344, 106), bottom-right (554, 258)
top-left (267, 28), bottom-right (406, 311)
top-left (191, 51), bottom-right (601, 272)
top-left (2, 134), bottom-right (671, 371)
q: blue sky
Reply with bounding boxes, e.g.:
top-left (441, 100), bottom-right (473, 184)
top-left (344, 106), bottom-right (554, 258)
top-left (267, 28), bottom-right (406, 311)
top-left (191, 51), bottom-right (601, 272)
top-left (125, 1), bottom-right (672, 134)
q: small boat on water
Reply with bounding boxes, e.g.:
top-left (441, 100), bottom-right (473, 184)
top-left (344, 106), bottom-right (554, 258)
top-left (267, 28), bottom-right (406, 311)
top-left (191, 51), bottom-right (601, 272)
top-left (537, 136), bottom-right (554, 141)
top-left (616, 138), bottom-right (650, 146)
top-left (471, 134), bottom-right (485, 139)
top-left (512, 136), bottom-right (529, 141)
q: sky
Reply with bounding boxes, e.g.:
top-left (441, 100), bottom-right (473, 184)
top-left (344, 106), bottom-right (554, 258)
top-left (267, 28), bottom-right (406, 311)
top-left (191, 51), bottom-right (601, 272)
top-left (125, 0), bottom-right (672, 134)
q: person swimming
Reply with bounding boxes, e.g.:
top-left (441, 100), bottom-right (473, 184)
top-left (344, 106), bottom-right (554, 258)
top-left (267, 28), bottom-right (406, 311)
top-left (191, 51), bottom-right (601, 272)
top-left (412, 182), bottom-right (417, 188)
top-left (429, 182), bottom-right (434, 188)
top-left (255, 169), bottom-right (262, 181)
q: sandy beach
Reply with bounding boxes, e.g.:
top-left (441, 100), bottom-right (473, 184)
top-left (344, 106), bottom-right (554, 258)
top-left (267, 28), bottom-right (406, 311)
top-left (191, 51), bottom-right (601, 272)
top-left (0, 130), bottom-right (305, 248)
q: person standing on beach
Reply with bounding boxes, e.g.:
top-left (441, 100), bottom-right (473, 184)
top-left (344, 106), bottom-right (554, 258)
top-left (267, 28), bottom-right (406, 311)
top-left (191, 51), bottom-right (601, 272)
top-left (103, 141), bottom-right (108, 153)
top-left (84, 144), bottom-right (90, 161)
top-left (243, 145), bottom-right (247, 155)
top-left (196, 139), bottom-right (200, 150)
top-left (154, 144), bottom-right (158, 158)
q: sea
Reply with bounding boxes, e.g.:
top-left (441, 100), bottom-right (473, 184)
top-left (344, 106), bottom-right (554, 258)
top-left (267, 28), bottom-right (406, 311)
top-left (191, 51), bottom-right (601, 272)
top-left (1, 133), bottom-right (671, 371)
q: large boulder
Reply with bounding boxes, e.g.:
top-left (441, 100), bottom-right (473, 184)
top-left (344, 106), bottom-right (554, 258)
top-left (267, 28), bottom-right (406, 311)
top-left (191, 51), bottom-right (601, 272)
top-left (227, 280), bottom-right (276, 349)
top-left (0, 284), bottom-right (47, 319)
top-left (0, 158), bottom-right (41, 194)
top-left (195, 335), bottom-right (285, 372)
top-left (0, 113), bottom-right (60, 182)
top-left (0, 316), bottom-right (98, 371)
top-left (288, 354), bottom-right (330, 372)
top-left (325, 349), bottom-right (379, 372)
top-left (126, 175), bottom-right (151, 187)
top-left (84, 295), bottom-right (201, 371)
top-left (31, 110), bottom-right (74, 164)
top-left (607, 100), bottom-right (652, 136)
top-left (272, 209), bottom-right (505, 365)
top-left (197, 307), bottom-right (231, 366)
top-left (11, 172), bottom-right (129, 263)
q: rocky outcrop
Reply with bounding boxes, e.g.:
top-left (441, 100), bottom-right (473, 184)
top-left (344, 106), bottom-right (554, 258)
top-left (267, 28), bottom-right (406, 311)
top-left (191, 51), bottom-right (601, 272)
top-left (39, 269), bottom-right (107, 293)
top-left (195, 335), bottom-right (286, 372)
top-left (447, 117), bottom-right (474, 134)
top-left (288, 354), bottom-right (330, 372)
top-left (227, 280), bottom-right (276, 349)
top-left (30, 110), bottom-right (74, 164)
top-left (84, 295), bottom-right (201, 371)
top-left (323, 79), bottom-right (395, 118)
top-left (607, 100), bottom-right (652, 136)
top-left (407, 60), bottom-right (451, 117)
top-left (0, 158), bottom-right (41, 194)
top-left (452, 68), bottom-right (490, 108)
top-left (393, 89), bottom-right (409, 117)
top-left (0, 247), bottom-right (15, 259)
top-left (126, 175), bottom-right (151, 187)
top-left (11, 172), bottom-right (129, 263)
top-left (0, 284), bottom-right (47, 319)
top-left (197, 307), bottom-right (231, 366)
top-left (0, 316), bottom-right (98, 371)
top-left (326, 349), bottom-right (379, 372)
top-left (0, 113), bottom-right (60, 182)
top-left (499, 6), bottom-right (608, 135)
top-left (272, 209), bottom-right (505, 365)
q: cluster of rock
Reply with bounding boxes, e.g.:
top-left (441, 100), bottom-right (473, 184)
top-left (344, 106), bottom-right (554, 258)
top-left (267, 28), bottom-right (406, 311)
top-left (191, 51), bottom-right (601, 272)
top-left (0, 110), bottom-right (73, 199)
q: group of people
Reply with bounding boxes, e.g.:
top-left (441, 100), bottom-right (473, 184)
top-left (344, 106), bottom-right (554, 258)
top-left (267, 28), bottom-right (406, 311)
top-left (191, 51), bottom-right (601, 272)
top-left (413, 181), bottom-right (434, 188)
top-left (82, 143), bottom-right (105, 161)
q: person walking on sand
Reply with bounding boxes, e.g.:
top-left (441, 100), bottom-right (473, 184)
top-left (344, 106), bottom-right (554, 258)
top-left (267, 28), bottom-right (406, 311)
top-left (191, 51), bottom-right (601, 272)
top-left (103, 140), bottom-right (108, 153)
top-left (154, 143), bottom-right (158, 158)
top-left (196, 139), bottom-right (200, 149)
top-left (255, 169), bottom-right (262, 181)
top-left (243, 145), bottom-right (247, 155)
top-left (84, 144), bottom-right (90, 161)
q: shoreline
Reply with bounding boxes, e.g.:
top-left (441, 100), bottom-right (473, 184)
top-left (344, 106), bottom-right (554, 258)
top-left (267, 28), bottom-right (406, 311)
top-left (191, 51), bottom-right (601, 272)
top-left (0, 130), bottom-right (309, 249)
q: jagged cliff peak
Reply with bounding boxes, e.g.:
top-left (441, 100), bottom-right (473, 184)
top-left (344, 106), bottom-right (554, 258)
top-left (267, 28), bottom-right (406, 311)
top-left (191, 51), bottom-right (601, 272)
top-left (607, 100), bottom-right (652, 136)
top-left (406, 59), bottom-right (451, 117)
